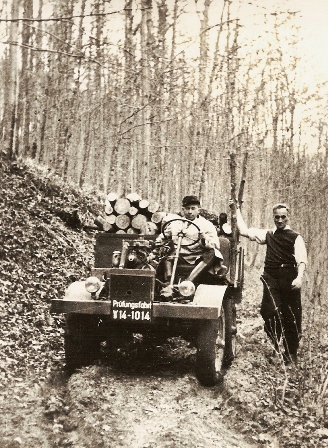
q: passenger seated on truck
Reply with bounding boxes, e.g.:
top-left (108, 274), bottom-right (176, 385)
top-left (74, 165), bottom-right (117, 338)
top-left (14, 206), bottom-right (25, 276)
top-left (154, 195), bottom-right (226, 284)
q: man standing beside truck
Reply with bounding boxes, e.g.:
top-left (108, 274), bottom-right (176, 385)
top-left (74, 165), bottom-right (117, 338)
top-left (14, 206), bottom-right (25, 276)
top-left (232, 202), bottom-right (307, 364)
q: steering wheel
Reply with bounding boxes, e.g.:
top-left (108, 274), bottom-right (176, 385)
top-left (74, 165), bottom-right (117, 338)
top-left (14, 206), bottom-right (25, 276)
top-left (161, 218), bottom-right (202, 247)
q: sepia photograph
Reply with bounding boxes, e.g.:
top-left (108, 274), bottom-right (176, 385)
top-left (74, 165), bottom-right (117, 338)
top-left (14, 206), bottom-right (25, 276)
top-left (0, 0), bottom-right (327, 447)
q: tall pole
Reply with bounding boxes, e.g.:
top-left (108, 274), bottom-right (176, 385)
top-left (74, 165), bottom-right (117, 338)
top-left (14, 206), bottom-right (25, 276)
top-left (229, 152), bottom-right (238, 286)
top-left (230, 150), bottom-right (248, 286)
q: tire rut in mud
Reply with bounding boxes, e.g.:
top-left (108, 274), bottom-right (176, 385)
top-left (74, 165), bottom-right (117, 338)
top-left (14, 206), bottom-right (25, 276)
top-left (43, 338), bottom-right (255, 448)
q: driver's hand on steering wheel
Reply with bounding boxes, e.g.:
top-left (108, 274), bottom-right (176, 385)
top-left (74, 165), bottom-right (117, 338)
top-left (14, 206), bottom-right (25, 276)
top-left (203, 238), bottom-right (216, 249)
top-left (199, 232), bottom-right (214, 249)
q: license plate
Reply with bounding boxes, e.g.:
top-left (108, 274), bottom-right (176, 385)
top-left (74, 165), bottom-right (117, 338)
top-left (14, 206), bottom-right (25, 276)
top-left (111, 299), bottom-right (152, 323)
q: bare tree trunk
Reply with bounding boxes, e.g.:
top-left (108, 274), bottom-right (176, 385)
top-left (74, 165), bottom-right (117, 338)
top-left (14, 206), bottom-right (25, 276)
top-left (198, 0), bottom-right (210, 106)
top-left (19, 0), bottom-right (34, 158)
top-left (140, 0), bottom-right (153, 196)
top-left (207, 1), bottom-right (226, 99)
top-left (3, 0), bottom-right (20, 159)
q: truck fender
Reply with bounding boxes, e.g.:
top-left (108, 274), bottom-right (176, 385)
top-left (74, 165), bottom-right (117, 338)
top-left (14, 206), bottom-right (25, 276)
top-left (192, 284), bottom-right (228, 316)
top-left (64, 281), bottom-right (105, 301)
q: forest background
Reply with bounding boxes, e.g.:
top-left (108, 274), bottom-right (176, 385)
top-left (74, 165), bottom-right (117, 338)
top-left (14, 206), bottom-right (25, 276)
top-left (1, 0), bottom-right (327, 355)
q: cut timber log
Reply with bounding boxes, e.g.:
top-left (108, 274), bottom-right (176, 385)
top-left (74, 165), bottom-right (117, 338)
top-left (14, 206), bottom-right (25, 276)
top-left (103, 193), bottom-right (163, 235)
top-left (107, 192), bottom-right (118, 203)
top-left (148, 201), bottom-right (160, 213)
top-left (138, 199), bottom-right (149, 210)
top-left (114, 198), bottom-right (131, 215)
top-left (115, 214), bottom-right (131, 230)
top-left (94, 215), bottom-right (106, 229)
top-left (131, 213), bottom-right (148, 230)
top-left (126, 193), bottom-right (141, 204)
top-left (105, 203), bottom-right (113, 215)
top-left (103, 223), bottom-right (114, 232)
top-left (151, 211), bottom-right (166, 224)
top-left (94, 216), bottom-right (113, 232)
top-left (129, 206), bottom-right (138, 216)
top-left (105, 214), bottom-right (116, 225)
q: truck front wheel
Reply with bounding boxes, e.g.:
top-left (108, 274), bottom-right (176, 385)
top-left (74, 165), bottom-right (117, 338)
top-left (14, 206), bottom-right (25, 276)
top-left (64, 314), bottom-right (101, 371)
top-left (195, 307), bottom-right (225, 387)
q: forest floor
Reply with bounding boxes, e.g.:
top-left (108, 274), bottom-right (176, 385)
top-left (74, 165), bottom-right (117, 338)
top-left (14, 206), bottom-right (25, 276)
top-left (0, 158), bottom-right (327, 448)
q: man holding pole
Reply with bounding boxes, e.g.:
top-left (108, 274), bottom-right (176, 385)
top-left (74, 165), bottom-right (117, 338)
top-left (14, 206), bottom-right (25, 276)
top-left (231, 201), bottom-right (307, 364)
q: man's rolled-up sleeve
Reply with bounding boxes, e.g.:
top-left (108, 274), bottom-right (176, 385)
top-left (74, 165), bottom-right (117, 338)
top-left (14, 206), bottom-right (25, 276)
top-left (295, 235), bottom-right (307, 266)
top-left (247, 228), bottom-right (267, 244)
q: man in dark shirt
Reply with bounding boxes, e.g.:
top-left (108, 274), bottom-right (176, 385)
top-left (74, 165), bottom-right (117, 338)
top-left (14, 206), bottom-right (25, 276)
top-left (233, 202), bottom-right (307, 364)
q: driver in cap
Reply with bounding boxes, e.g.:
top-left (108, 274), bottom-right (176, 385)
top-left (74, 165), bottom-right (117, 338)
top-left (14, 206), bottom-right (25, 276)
top-left (156, 195), bottom-right (224, 283)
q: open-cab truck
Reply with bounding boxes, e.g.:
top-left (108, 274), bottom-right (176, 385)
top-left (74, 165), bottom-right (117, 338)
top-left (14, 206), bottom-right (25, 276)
top-left (51, 218), bottom-right (244, 386)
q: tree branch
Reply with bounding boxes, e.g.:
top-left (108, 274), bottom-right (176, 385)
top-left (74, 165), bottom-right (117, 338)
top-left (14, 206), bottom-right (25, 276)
top-left (0, 8), bottom-right (151, 22)
top-left (3, 41), bottom-right (105, 67)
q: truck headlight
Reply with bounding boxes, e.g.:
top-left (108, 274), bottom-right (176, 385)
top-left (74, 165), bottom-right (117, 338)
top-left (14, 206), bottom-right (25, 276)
top-left (178, 280), bottom-right (195, 297)
top-left (85, 277), bottom-right (101, 293)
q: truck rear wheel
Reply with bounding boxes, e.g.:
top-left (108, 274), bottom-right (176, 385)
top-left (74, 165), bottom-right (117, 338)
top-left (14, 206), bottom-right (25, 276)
top-left (64, 314), bottom-right (101, 371)
top-left (195, 307), bottom-right (225, 387)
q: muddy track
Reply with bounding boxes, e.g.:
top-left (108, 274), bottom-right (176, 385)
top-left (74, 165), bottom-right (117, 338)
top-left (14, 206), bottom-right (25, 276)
top-left (1, 338), bottom-right (256, 448)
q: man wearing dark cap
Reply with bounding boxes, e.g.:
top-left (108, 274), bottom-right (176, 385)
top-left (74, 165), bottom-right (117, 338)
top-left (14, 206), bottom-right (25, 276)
top-left (157, 195), bottom-right (223, 283)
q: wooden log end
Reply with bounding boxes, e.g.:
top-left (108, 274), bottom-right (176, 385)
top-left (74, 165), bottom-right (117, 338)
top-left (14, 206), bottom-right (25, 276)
top-left (114, 198), bottom-right (131, 215)
top-left (103, 223), bottom-right (114, 232)
top-left (131, 213), bottom-right (148, 230)
top-left (115, 214), bottom-right (131, 230)
top-left (94, 215), bottom-right (105, 229)
top-left (107, 192), bottom-right (119, 203)
top-left (127, 227), bottom-right (139, 234)
top-left (105, 203), bottom-right (113, 215)
top-left (148, 201), bottom-right (160, 214)
top-left (151, 211), bottom-right (166, 224)
top-left (139, 199), bottom-right (150, 209)
top-left (105, 214), bottom-right (117, 225)
top-left (129, 206), bottom-right (139, 216)
top-left (126, 192), bottom-right (141, 203)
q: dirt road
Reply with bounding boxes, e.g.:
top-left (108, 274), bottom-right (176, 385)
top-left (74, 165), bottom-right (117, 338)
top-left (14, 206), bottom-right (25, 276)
top-left (0, 338), bottom-right (255, 448)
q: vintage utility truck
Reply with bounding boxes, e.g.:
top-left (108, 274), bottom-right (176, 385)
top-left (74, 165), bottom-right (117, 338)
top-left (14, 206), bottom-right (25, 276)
top-left (51, 217), bottom-right (244, 386)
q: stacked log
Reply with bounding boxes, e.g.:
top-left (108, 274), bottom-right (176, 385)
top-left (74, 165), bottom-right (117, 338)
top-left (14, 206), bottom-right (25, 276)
top-left (94, 193), bottom-right (165, 235)
top-left (94, 197), bottom-right (220, 235)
